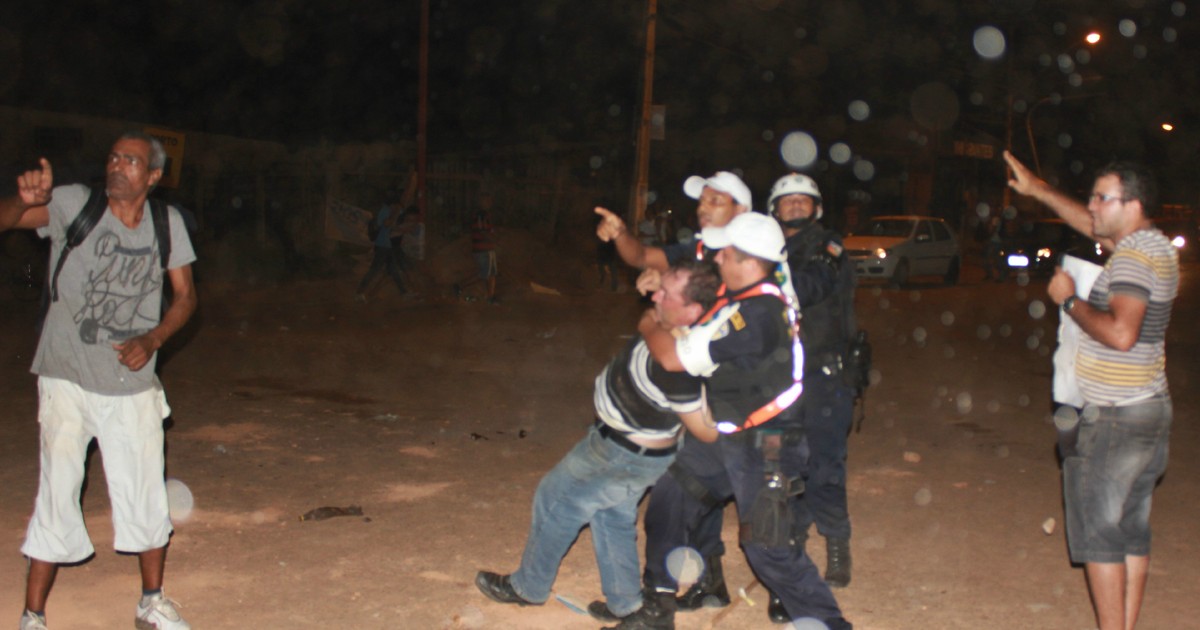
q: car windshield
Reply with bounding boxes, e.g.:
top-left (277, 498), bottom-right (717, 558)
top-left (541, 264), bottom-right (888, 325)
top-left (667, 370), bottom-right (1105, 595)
top-left (855, 219), bottom-right (915, 238)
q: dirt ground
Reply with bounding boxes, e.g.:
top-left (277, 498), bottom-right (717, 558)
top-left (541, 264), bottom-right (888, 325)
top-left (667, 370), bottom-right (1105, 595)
top-left (1, 232), bottom-right (1197, 630)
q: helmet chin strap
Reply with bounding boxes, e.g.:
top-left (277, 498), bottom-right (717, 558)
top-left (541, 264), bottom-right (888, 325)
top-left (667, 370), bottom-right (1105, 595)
top-left (778, 216), bottom-right (813, 230)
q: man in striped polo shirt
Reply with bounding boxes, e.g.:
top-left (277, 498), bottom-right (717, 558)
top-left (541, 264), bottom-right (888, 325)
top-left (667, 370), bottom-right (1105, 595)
top-left (1004, 151), bottom-right (1178, 630)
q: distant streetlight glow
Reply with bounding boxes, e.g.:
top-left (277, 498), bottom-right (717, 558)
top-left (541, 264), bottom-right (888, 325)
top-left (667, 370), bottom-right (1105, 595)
top-left (1086, 32), bottom-right (1101, 45)
top-left (1162, 123), bottom-right (1175, 131)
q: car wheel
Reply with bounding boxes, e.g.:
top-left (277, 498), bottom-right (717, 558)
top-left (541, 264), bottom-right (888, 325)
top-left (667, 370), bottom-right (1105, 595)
top-left (890, 259), bottom-right (910, 288)
top-left (943, 257), bottom-right (960, 285)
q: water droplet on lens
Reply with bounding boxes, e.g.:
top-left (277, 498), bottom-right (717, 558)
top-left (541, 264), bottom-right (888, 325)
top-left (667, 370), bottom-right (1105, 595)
top-left (848, 100), bottom-right (871, 121)
top-left (956, 392), bottom-right (973, 414)
top-left (780, 131), bottom-right (818, 169)
top-left (830, 143), bottom-right (852, 164)
top-left (972, 26), bottom-right (1006, 59)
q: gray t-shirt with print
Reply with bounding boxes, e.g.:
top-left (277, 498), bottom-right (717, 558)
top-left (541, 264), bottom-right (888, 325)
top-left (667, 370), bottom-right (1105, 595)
top-left (32, 183), bottom-right (197, 395)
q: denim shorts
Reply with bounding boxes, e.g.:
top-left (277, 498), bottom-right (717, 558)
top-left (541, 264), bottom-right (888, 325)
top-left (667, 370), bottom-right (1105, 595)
top-left (1064, 393), bottom-right (1171, 564)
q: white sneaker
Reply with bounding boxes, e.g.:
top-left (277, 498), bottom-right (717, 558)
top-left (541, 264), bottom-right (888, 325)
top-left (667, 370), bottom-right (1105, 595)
top-left (19, 611), bottom-right (47, 630)
top-left (135, 592), bottom-right (191, 630)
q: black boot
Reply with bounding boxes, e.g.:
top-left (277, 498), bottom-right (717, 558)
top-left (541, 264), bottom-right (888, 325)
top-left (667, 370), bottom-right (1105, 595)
top-left (587, 600), bottom-right (622, 622)
top-left (825, 538), bottom-right (852, 588)
top-left (474, 571), bottom-right (540, 606)
top-left (675, 555), bottom-right (731, 610)
top-left (767, 591), bottom-right (789, 624)
top-left (604, 590), bottom-right (676, 630)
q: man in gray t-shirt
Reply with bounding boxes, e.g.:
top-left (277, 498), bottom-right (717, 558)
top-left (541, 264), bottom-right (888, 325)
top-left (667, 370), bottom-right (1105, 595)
top-left (0, 132), bottom-right (198, 630)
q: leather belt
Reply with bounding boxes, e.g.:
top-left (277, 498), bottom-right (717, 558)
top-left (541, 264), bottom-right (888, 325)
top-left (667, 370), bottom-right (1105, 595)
top-left (595, 421), bottom-right (678, 457)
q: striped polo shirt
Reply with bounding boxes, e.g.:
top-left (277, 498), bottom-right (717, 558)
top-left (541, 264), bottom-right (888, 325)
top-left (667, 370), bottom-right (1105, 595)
top-left (1076, 228), bottom-right (1179, 405)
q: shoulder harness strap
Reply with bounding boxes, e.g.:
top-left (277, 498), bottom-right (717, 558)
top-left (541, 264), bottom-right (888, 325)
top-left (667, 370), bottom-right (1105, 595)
top-left (696, 280), bottom-right (806, 435)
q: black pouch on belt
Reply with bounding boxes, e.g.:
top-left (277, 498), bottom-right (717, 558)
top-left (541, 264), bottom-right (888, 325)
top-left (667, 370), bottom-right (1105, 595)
top-left (745, 431), bottom-right (803, 548)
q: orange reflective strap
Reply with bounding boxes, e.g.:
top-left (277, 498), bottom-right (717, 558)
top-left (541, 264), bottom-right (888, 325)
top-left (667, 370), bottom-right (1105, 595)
top-left (733, 381), bottom-right (804, 432)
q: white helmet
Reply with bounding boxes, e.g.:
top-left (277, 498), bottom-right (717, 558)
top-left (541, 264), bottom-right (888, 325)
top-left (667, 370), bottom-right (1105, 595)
top-left (768, 173), bottom-right (823, 220)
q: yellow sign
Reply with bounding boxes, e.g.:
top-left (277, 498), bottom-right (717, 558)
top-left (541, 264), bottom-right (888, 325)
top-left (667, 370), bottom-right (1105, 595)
top-left (952, 140), bottom-right (994, 160)
top-left (144, 127), bottom-right (186, 188)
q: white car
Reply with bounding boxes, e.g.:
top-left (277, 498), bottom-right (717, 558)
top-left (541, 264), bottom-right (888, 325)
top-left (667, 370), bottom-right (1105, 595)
top-left (844, 215), bottom-right (961, 286)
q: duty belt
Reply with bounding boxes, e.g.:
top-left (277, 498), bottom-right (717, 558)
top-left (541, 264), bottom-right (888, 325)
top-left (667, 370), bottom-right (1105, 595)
top-left (595, 421), bottom-right (679, 457)
top-left (813, 351), bottom-right (844, 377)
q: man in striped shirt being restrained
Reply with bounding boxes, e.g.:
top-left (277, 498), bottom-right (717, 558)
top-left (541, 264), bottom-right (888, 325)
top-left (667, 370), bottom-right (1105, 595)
top-left (474, 259), bottom-right (721, 622)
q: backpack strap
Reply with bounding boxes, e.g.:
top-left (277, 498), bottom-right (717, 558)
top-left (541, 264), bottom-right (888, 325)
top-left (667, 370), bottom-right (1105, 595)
top-left (49, 187), bottom-right (109, 302)
top-left (48, 193), bottom-right (173, 303)
top-left (149, 198), bottom-right (172, 270)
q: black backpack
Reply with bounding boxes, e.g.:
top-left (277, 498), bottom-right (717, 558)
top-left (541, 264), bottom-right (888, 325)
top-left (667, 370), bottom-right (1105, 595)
top-left (39, 188), bottom-right (172, 325)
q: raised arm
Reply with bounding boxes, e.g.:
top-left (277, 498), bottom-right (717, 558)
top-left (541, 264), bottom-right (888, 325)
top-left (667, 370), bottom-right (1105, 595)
top-left (0, 158), bottom-right (53, 232)
top-left (595, 206), bottom-right (668, 272)
top-left (1003, 151), bottom-right (1110, 249)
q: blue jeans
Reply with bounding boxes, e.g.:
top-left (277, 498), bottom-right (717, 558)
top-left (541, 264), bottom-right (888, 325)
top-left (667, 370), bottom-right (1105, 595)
top-left (644, 429), bottom-right (845, 623)
top-left (357, 246), bottom-right (406, 293)
top-left (510, 425), bottom-right (674, 617)
top-left (1065, 394), bottom-right (1171, 564)
top-left (794, 373), bottom-right (855, 542)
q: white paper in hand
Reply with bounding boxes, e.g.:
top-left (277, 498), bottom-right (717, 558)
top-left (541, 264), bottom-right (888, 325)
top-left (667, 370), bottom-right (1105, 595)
top-left (1053, 254), bottom-right (1105, 405)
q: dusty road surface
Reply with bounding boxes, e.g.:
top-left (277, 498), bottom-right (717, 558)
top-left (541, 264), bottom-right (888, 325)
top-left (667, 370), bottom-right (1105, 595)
top-left (1, 247), bottom-right (1197, 630)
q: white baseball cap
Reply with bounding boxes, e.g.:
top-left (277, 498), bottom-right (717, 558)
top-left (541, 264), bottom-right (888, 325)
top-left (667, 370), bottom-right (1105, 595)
top-left (683, 171), bottom-right (752, 210)
top-left (700, 212), bottom-right (787, 263)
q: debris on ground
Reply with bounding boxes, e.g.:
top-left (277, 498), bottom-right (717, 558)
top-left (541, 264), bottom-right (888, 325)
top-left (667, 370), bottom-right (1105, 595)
top-left (299, 505), bottom-right (364, 521)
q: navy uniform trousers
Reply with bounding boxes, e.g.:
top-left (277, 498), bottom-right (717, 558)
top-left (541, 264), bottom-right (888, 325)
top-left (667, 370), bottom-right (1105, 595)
top-left (641, 426), bottom-right (844, 623)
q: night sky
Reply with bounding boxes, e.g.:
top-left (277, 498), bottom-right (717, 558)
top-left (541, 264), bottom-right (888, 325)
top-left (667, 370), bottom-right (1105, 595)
top-left (1, 0), bottom-right (1196, 201)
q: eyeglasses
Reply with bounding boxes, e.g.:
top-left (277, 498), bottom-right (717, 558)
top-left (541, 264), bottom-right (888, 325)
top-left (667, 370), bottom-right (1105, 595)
top-left (108, 153), bottom-right (144, 168)
top-left (1089, 192), bottom-right (1128, 204)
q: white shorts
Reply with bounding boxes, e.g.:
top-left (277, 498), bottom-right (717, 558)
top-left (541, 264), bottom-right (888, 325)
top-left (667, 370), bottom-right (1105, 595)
top-left (22, 377), bottom-right (174, 563)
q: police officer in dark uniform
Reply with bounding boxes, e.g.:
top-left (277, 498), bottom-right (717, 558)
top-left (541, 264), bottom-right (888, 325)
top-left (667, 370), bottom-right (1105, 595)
top-left (607, 213), bottom-right (851, 630)
top-left (663, 174), bottom-right (860, 625)
top-left (770, 173), bottom-right (858, 590)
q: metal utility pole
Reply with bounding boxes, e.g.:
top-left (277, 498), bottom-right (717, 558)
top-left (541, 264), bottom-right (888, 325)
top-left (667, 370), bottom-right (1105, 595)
top-left (628, 0), bottom-right (657, 229)
top-left (417, 0), bottom-right (429, 219)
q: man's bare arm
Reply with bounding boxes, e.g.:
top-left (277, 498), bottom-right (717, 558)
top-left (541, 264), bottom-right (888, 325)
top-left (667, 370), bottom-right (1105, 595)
top-left (594, 206), bottom-right (668, 271)
top-left (0, 158), bottom-right (53, 232)
top-left (1067, 294), bottom-right (1147, 352)
top-left (113, 265), bottom-right (198, 371)
top-left (677, 406), bottom-right (718, 443)
top-left (1048, 268), bottom-right (1146, 351)
top-left (638, 308), bottom-right (686, 372)
top-left (1003, 151), bottom-right (1110, 249)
